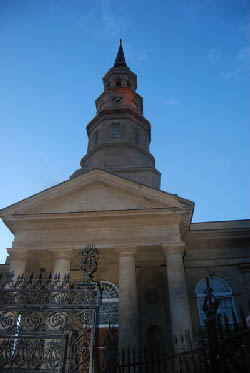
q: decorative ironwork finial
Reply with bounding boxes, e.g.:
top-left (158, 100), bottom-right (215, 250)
top-left (203, 277), bottom-right (219, 320)
top-left (79, 244), bottom-right (99, 283)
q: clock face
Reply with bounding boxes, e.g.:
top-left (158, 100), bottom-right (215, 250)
top-left (112, 95), bottom-right (123, 104)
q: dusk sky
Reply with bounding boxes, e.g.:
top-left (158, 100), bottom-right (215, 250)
top-left (0, 0), bottom-right (249, 264)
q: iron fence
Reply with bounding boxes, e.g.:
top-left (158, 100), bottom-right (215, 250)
top-left (102, 278), bottom-right (250, 373)
top-left (0, 244), bottom-right (100, 372)
top-left (1, 255), bottom-right (250, 373)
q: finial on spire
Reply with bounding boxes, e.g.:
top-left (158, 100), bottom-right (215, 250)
top-left (114, 39), bottom-right (127, 68)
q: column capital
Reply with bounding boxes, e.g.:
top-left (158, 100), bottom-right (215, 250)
top-left (7, 248), bottom-right (29, 261)
top-left (161, 242), bottom-right (185, 257)
top-left (51, 249), bottom-right (73, 261)
top-left (115, 244), bottom-right (138, 258)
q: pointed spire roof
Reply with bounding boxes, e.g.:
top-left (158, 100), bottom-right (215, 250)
top-left (114, 39), bottom-right (127, 68)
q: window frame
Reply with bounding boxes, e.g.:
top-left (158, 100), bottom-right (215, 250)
top-left (97, 281), bottom-right (119, 328)
top-left (196, 276), bottom-right (238, 326)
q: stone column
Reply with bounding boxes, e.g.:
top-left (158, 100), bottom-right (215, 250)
top-left (117, 246), bottom-right (139, 350)
top-left (162, 243), bottom-right (192, 339)
top-left (7, 249), bottom-right (29, 281)
top-left (52, 250), bottom-right (72, 280)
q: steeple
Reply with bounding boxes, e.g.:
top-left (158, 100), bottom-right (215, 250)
top-left (71, 42), bottom-right (161, 189)
top-left (114, 39), bottom-right (127, 68)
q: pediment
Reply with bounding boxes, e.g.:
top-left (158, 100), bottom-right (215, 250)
top-left (27, 184), bottom-right (166, 213)
top-left (0, 170), bottom-right (193, 217)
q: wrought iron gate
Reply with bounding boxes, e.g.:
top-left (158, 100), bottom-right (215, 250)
top-left (0, 245), bottom-right (100, 372)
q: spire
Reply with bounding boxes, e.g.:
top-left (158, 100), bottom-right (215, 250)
top-left (114, 39), bottom-right (127, 68)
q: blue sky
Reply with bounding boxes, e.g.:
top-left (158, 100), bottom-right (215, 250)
top-left (0, 0), bottom-right (249, 264)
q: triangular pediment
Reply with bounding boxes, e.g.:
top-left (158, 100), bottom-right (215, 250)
top-left (0, 170), bottom-right (193, 217)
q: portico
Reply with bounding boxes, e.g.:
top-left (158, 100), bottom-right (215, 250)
top-left (1, 169), bottom-right (194, 349)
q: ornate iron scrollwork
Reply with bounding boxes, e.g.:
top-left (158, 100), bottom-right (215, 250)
top-left (0, 244), bottom-right (100, 372)
top-left (80, 244), bottom-right (99, 283)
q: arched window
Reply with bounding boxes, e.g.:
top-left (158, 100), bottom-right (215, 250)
top-left (196, 276), bottom-right (237, 326)
top-left (97, 281), bottom-right (119, 327)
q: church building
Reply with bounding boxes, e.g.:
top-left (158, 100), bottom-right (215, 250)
top-left (1, 41), bottom-right (250, 351)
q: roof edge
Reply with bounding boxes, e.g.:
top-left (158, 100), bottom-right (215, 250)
top-left (0, 169), bottom-right (194, 216)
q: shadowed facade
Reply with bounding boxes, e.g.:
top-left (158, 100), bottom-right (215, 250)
top-left (0, 41), bottom-right (250, 353)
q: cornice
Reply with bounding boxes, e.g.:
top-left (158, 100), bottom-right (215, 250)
top-left (103, 66), bottom-right (137, 82)
top-left (190, 219), bottom-right (250, 231)
top-left (80, 141), bottom-right (156, 167)
top-left (108, 167), bottom-right (161, 176)
top-left (10, 207), bottom-right (187, 221)
top-left (86, 108), bottom-right (151, 134)
top-left (187, 229), bottom-right (250, 241)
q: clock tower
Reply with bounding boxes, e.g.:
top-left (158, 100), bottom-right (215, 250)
top-left (71, 40), bottom-right (161, 189)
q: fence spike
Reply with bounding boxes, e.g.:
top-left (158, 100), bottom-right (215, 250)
top-left (122, 348), bottom-right (125, 372)
top-left (155, 343), bottom-right (161, 371)
top-left (174, 334), bottom-right (179, 352)
top-left (137, 346), bottom-right (142, 373)
top-left (145, 345), bottom-right (149, 371)
top-left (181, 333), bottom-right (185, 352)
top-left (127, 346), bottom-right (130, 373)
top-left (132, 348), bottom-right (136, 373)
